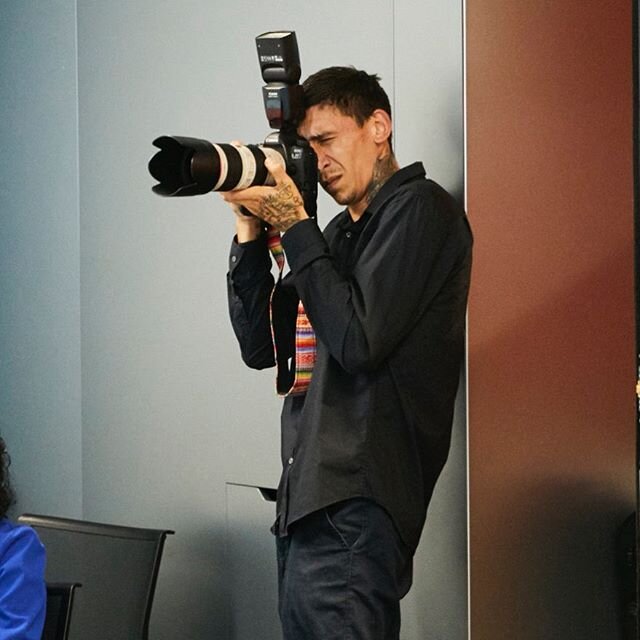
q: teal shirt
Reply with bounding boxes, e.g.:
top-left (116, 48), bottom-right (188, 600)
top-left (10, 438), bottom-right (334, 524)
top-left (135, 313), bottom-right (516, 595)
top-left (0, 519), bottom-right (46, 639)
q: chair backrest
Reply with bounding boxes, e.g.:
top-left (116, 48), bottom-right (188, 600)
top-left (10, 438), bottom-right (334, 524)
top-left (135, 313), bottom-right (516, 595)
top-left (42, 582), bottom-right (81, 640)
top-left (18, 514), bottom-right (173, 640)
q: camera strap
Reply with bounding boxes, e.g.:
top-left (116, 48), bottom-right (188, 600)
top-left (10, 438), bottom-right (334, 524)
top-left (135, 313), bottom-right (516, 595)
top-left (267, 228), bottom-right (316, 397)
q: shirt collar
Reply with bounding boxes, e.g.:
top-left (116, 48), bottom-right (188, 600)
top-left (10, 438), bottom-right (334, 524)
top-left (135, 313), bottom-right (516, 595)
top-left (336, 208), bottom-right (371, 231)
top-left (334, 162), bottom-right (427, 228)
top-left (365, 162), bottom-right (426, 216)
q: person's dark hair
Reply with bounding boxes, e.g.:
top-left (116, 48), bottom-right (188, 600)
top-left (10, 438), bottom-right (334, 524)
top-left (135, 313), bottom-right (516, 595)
top-left (0, 438), bottom-right (15, 519)
top-left (302, 66), bottom-right (392, 127)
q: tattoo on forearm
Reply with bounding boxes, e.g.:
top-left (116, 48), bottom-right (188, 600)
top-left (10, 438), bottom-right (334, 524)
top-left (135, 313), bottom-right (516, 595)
top-left (365, 155), bottom-right (398, 206)
top-left (259, 183), bottom-right (304, 232)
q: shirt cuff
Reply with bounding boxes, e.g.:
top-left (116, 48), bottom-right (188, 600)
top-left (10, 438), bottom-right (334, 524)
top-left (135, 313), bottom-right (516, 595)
top-left (281, 219), bottom-right (329, 273)
top-left (229, 233), bottom-right (271, 287)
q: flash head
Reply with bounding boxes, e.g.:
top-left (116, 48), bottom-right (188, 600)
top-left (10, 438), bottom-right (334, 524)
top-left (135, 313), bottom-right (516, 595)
top-left (256, 31), bottom-right (304, 129)
top-left (255, 31), bottom-right (301, 84)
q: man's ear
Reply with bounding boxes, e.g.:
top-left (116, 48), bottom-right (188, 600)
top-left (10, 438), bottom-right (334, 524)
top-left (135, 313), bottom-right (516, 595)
top-left (370, 108), bottom-right (393, 145)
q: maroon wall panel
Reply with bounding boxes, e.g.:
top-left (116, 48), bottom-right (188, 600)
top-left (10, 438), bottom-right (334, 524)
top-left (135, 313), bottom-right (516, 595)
top-left (466, 2), bottom-right (635, 637)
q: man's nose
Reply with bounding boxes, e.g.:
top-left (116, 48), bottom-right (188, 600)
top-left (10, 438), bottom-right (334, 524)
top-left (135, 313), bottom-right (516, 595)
top-left (315, 149), bottom-right (330, 171)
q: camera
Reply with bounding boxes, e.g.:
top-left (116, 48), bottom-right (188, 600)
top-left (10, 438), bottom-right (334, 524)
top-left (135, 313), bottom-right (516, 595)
top-left (148, 31), bottom-right (318, 218)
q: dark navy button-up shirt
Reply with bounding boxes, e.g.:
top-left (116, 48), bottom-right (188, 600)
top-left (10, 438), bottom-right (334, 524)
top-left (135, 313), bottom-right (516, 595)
top-left (227, 162), bottom-right (472, 552)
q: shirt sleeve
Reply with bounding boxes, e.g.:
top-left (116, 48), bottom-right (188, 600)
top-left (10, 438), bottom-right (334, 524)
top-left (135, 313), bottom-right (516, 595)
top-left (282, 190), bottom-right (472, 373)
top-left (0, 526), bottom-right (47, 640)
top-left (227, 233), bottom-right (299, 370)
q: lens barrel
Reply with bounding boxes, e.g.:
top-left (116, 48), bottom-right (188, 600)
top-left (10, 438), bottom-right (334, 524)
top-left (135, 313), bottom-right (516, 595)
top-left (149, 136), bottom-right (285, 197)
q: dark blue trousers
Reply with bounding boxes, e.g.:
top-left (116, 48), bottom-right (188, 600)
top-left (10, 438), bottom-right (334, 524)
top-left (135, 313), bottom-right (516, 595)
top-left (276, 498), bottom-right (414, 640)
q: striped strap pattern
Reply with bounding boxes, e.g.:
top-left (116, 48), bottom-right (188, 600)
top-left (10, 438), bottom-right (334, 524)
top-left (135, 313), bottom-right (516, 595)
top-left (267, 227), bottom-right (317, 397)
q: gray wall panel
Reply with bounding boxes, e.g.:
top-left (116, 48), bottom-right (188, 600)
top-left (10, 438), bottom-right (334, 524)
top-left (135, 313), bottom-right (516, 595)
top-left (395, 0), bottom-right (464, 197)
top-left (0, 0), bottom-right (82, 518)
top-left (225, 484), bottom-right (280, 639)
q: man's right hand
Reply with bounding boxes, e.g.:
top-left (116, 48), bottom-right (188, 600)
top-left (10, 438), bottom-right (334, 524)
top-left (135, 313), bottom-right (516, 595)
top-left (223, 198), bottom-right (263, 243)
top-left (219, 140), bottom-right (263, 243)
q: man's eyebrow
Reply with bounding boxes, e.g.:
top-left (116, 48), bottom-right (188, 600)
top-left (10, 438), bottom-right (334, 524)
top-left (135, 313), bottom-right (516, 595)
top-left (305, 132), bottom-right (333, 143)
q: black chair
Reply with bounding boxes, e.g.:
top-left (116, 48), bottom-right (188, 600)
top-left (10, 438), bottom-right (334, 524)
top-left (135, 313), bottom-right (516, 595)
top-left (19, 514), bottom-right (174, 640)
top-left (42, 582), bottom-right (81, 640)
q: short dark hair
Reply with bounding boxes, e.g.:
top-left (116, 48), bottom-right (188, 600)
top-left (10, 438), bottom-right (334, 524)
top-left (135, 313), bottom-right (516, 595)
top-left (302, 66), bottom-right (392, 126)
top-left (0, 438), bottom-right (15, 519)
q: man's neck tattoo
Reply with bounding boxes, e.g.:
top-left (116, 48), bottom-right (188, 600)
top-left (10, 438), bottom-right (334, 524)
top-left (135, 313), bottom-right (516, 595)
top-left (365, 155), bottom-right (398, 206)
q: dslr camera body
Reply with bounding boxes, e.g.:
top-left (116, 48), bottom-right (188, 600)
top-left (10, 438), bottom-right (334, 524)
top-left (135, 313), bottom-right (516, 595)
top-left (148, 31), bottom-right (318, 218)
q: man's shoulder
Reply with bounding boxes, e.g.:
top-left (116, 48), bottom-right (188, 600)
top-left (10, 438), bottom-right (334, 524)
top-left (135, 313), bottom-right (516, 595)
top-left (386, 173), bottom-right (465, 222)
top-left (376, 173), bottom-right (471, 247)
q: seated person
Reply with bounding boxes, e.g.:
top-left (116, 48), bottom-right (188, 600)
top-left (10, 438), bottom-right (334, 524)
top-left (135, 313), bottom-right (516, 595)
top-left (0, 437), bottom-right (46, 639)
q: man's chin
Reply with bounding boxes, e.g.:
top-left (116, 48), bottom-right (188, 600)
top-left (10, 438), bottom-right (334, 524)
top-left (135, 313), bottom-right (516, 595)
top-left (321, 184), bottom-right (348, 205)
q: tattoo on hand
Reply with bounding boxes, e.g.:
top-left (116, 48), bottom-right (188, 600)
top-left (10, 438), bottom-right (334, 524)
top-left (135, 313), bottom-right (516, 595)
top-left (259, 183), bottom-right (304, 232)
top-left (365, 155), bottom-right (398, 206)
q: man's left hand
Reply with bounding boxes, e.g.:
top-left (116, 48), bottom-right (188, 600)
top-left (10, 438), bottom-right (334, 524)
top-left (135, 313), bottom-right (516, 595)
top-left (222, 158), bottom-right (309, 232)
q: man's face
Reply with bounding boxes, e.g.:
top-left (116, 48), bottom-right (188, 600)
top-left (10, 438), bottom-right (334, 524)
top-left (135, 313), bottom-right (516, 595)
top-left (298, 104), bottom-right (380, 217)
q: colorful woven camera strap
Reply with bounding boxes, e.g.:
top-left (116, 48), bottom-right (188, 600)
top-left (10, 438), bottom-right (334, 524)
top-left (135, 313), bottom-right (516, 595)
top-left (267, 228), bottom-right (316, 396)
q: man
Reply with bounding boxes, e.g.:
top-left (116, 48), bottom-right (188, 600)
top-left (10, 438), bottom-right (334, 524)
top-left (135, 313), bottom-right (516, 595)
top-left (223, 67), bottom-right (472, 639)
